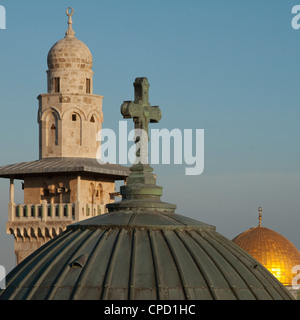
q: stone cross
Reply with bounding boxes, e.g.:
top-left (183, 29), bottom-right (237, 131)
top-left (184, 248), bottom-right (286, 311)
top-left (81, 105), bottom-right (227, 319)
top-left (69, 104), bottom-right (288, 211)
top-left (121, 78), bottom-right (162, 160)
top-left (121, 77), bottom-right (162, 138)
top-left (106, 77), bottom-right (176, 213)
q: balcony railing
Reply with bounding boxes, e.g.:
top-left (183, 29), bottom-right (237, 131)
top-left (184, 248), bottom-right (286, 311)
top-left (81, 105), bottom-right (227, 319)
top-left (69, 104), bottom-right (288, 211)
top-left (8, 202), bottom-right (106, 222)
top-left (14, 203), bottom-right (75, 220)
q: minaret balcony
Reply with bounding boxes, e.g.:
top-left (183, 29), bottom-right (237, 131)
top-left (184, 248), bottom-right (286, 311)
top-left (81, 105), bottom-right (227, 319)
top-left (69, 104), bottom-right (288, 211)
top-left (8, 202), bottom-right (106, 223)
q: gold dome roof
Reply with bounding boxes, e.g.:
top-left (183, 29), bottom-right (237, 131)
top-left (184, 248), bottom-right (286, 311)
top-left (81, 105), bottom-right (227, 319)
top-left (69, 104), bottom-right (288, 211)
top-left (233, 214), bottom-right (300, 286)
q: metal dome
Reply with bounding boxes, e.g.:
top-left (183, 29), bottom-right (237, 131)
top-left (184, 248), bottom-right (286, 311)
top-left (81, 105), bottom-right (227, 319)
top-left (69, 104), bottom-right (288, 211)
top-left (0, 210), bottom-right (293, 300)
top-left (0, 77), bottom-right (293, 300)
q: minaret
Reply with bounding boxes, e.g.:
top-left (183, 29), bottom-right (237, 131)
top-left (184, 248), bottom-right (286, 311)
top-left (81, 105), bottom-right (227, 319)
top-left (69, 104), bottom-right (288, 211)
top-left (38, 7), bottom-right (103, 159)
top-left (0, 8), bottom-right (128, 264)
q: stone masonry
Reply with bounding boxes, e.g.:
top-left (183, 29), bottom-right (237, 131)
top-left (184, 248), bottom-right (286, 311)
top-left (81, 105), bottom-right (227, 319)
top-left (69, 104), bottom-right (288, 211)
top-left (0, 8), bottom-right (129, 264)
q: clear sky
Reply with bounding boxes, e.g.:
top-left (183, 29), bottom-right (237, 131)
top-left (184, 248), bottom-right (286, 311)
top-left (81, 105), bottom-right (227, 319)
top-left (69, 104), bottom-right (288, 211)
top-left (0, 0), bottom-right (300, 273)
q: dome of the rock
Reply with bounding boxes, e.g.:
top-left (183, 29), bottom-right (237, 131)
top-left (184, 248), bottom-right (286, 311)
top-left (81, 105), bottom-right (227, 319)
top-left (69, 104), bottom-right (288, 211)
top-left (233, 225), bottom-right (300, 286)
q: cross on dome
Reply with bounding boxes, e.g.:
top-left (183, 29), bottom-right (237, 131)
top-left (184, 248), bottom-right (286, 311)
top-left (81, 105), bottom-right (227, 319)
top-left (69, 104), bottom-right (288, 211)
top-left (121, 77), bottom-right (161, 161)
top-left (121, 78), bottom-right (161, 136)
top-left (106, 77), bottom-right (176, 214)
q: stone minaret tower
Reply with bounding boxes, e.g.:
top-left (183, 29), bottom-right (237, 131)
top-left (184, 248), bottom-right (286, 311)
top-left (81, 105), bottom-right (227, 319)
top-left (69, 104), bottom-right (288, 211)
top-left (38, 7), bottom-right (102, 159)
top-left (0, 8), bottom-right (128, 264)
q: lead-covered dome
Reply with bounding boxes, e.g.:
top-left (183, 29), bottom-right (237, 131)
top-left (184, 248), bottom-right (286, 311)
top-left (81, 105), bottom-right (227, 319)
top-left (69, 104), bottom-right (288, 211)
top-left (0, 79), bottom-right (293, 301)
top-left (47, 7), bottom-right (92, 71)
top-left (0, 210), bottom-right (293, 300)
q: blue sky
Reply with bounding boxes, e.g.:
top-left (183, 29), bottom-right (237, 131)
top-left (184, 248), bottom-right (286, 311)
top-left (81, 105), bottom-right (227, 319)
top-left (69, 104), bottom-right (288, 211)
top-left (0, 0), bottom-right (300, 272)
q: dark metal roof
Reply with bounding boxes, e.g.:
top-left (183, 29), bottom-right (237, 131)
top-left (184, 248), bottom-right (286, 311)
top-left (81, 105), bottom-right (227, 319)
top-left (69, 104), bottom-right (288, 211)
top-left (0, 157), bottom-right (129, 180)
top-left (0, 76), bottom-right (294, 300)
top-left (0, 210), bottom-right (293, 300)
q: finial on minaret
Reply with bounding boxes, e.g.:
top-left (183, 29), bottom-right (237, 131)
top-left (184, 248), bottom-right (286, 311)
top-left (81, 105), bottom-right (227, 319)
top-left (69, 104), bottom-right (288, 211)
top-left (65, 7), bottom-right (75, 38)
top-left (258, 207), bottom-right (262, 227)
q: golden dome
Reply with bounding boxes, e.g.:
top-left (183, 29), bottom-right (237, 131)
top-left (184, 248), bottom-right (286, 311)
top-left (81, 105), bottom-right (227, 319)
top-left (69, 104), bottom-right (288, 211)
top-left (233, 217), bottom-right (300, 286)
top-left (47, 7), bottom-right (93, 71)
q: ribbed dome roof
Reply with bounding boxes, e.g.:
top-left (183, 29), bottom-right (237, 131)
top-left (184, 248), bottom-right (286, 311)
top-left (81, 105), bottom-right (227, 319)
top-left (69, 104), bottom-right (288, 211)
top-left (233, 226), bottom-right (300, 286)
top-left (0, 211), bottom-right (292, 300)
top-left (0, 78), bottom-right (293, 300)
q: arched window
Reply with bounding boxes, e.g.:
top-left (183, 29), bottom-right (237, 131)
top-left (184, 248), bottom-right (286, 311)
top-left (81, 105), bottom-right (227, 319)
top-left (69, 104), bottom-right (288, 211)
top-left (46, 112), bottom-right (58, 146)
top-left (69, 112), bottom-right (82, 146)
top-left (96, 183), bottom-right (104, 204)
top-left (88, 113), bottom-right (98, 150)
top-left (89, 183), bottom-right (95, 204)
